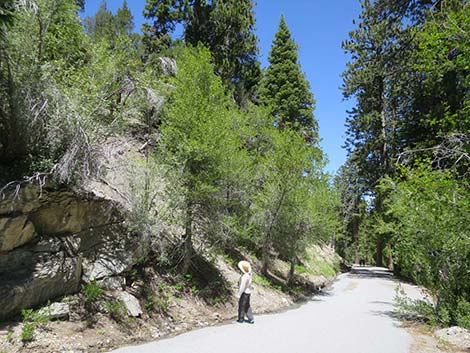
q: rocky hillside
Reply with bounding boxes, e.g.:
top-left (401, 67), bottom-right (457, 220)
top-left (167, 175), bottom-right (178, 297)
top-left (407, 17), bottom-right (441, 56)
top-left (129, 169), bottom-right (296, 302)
top-left (0, 136), bottom-right (341, 353)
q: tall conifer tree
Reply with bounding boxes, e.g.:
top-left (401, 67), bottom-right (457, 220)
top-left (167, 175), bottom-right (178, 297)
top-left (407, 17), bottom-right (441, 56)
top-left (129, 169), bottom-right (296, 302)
top-left (84, 1), bottom-right (115, 40)
top-left (185, 0), bottom-right (260, 105)
top-left (142, 0), bottom-right (260, 105)
top-left (260, 16), bottom-right (317, 145)
top-left (142, 0), bottom-right (183, 53)
top-left (116, 0), bottom-right (134, 36)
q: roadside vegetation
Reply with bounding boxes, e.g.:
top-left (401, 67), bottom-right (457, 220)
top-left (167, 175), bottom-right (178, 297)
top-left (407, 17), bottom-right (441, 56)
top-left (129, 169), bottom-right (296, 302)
top-left (338, 0), bottom-right (470, 328)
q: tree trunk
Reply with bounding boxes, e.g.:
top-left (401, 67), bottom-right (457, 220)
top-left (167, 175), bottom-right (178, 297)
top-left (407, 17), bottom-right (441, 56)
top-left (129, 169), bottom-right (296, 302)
top-left (376, 235), bottom-right (384, 267)
top-left (287, 259), bottom-right (295, 286)
top-left (262, 189), bottom-right (288, 276)
top-left (182, 203), bottom-right (193, 274)
top-left (353, 215), bottom-right (360, 265)
top-left (261, 243), bottom-right (269, 276)
top-left (387, 243), bottom-right (394, 271)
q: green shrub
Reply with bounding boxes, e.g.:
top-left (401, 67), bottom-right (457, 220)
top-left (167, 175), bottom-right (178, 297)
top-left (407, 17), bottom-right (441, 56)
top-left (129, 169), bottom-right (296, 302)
top-left (5, 331), bottom-right (14, 343)
top-left (455, 299), bottom-right (470, 329)
top-left (394, 293), bottom-right (435, 324)
top-left (252, 274), bottom-right (270, 287)
top-left (84, 281), bottom-right (102, 302)
top-left (21, 323), bottom-right (35, 343)
top-left (104, 300), bottom-right (126, 321)
top-left (383, 168), bottom-right (470, 326)
top-left (20, 307), bottom-right (51, 343)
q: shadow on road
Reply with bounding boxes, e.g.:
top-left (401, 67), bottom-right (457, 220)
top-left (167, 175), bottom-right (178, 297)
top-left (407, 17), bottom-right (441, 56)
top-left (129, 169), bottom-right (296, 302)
top-left (349, 266), bottom-right (396, 280)
top-left (370, 309), bottom-right (401, 322)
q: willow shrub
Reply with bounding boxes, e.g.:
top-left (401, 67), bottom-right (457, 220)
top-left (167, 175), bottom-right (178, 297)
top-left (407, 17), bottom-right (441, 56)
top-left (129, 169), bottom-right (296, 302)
top-left (382, 166), bottom-right (470, 327)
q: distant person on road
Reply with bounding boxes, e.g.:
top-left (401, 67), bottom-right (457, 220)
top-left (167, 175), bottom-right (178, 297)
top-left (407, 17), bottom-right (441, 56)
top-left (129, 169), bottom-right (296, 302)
top-left (237, 261), bottom-right (254, 324)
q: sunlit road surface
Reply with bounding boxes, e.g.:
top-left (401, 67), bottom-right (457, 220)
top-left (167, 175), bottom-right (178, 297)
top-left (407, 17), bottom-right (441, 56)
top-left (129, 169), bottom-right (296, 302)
top-left (109, 266), bottom-right (424, 353)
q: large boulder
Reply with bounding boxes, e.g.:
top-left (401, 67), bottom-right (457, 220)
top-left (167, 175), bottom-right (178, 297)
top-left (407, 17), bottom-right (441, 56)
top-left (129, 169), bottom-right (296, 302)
top-left (0, 182), bottom-right (142, 320)
top-left (0, 237), bottom-right (82, 320)
top-left (0, 215), bottom-right (36, 251)
top-left (38, 302), bottom-right (71, 320)
top-left (118, 291), bottom-right (143, 317)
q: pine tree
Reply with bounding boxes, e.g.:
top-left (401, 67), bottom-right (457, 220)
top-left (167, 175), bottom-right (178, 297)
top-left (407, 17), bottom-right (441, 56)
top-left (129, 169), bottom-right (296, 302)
top-left (142, 0), bottom-right (184, 53)
top-left (260, 16), bottom-right (317, 145)
top-left (116, 0), bottom-right (134, 36)
top-left (185, 0), bottom-right (261, 105)
top-left (183, 0), bottom-right (211, 47)
top-left (84, 1), bottom-right (115, 40)
top-left (341, 0), bottom-right (470, 268)
top-left (76, 0), bottom-right (85, 11)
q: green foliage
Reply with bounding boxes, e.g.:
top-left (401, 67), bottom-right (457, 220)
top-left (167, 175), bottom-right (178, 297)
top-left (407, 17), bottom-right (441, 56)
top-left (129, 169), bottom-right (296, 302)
top-left (455, 300), bottom-right (470, 329)
top-left (0, 0), bottom-right (149, 182)
top-left (394, 292), bottom-right (437, 324)
top-left (84, 281), bottom-right (102, 302)
top-left (412, 3), bottom-right (470, 151)
top-left (294, 264), bottom-right (310, 275)
top-left (104, 300), bottom-right (127, 321)
top-left (260, 16), bottom-right (317, 145)
top-left (383, 166), bottom-right (470, 326)
top-left (340, 1), bottom-right (470, 328)
top-left (142, 0), bottom-right (183, 53)
top-left (0, 0), bottom-right (339, 309)
top-left (142, 0), bottom-right (260, 104)
top-left (0, 0), bottom-right (87, 169)
top-left (307, 255), bottom-right (338, 278)
top-left (186, 0), bottom-right (261, 105)
top-left (159, 46), bottom-right (246, 269)
top-left (20, 307), bottom-right (51, 343)
top-left (0, 1), bottom-right (16, 34)
top-left (249, 122), bottom-right (334, 276)
top-left (85, 0), bottom-right (135, 42)
top-left (21, 323), bottom-right (35, 343)
top-left (252, 274), bottom-right (281, 291)
top-left (116, 1), bottom-right (134, 36)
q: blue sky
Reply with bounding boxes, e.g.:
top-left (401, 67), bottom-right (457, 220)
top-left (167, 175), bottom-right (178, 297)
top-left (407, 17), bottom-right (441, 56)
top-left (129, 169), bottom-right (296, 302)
top-left (83, 1), bottom-right (361, 174)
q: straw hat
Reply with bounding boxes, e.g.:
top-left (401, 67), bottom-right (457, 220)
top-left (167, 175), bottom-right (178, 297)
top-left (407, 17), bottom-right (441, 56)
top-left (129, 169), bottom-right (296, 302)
top-left (238, 260), bottom-right (252, 274)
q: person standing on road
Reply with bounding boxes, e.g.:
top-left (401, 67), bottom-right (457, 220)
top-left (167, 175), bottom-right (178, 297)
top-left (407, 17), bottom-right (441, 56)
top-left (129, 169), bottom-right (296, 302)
top-left (237, 261), bottom-right (254, 324)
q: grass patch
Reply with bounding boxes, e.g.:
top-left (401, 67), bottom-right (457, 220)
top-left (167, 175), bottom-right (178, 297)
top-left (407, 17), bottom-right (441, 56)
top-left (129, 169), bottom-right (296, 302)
top-left (104, 300), bottom-right (127, 321)
top-left (252, 274), bottom-right (271, 286)
top-left (303, 250), bottom-right (339, 278)
top-left (20, 307), bottom-right (51, 342)
top-left (295, 264), bottom-right (314, 275)
top-left (253, 274), bottom-right (283, 291)
top-left (5, 331), bottom-right (14, 344)
top-left (83, 281), bottom-right (102, 302)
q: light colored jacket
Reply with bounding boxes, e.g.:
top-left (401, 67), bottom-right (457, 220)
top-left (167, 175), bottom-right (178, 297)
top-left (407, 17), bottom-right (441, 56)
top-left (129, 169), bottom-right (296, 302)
top-left (238, 272), bottom-right (253, 298)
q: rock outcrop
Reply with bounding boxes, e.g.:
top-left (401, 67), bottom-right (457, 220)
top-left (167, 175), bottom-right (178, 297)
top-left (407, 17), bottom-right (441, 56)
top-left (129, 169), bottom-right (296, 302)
top-left (0, 182), bottom-right (144, 320)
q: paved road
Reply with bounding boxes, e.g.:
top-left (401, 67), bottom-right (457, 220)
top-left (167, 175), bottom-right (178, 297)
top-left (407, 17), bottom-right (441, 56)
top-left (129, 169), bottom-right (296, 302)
top-left (109, 266), bottom-right (424, 353)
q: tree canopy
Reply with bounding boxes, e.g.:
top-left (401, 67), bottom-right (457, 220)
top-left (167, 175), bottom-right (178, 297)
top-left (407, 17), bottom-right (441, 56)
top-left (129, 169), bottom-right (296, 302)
top-left (260, 16), bottom-right (318, 145)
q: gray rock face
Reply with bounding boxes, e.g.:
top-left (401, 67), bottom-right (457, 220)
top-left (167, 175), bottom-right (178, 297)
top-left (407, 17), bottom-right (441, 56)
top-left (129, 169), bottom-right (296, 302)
top-left (0, 215), bottom-right (36, 251)
top-left (98, 276), bottom-right (126, 290)
top-left (435, 326), bottom-right (470, 350)
top-left (0, 183), bottom-right (144, 320)
top-left (0, 247), bottom-right (81, 319)
top-left (158, 57), bottom-right (177, 76)
top-left (39, 302), bottom-right (70, 320)
top-left (118, 291), bottom-right (143, 317)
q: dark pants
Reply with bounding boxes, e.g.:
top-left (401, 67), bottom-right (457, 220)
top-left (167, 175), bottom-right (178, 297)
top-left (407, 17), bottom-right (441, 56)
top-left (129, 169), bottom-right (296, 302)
top-left (238, 293), bottom-right (254, 321)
